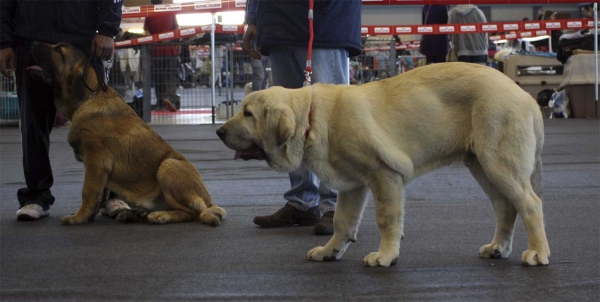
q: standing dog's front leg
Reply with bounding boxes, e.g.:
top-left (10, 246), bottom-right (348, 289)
top-left (363, 174), bottom-right (405, 267)
top-left (307, 186), bottom-right (368, 262)
top-left (61, 156), bottom-right (110, 225)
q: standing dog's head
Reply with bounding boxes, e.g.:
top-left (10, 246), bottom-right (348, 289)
top-left (216, 86), bottom-right (310, 172)
top-left (29, 42), bottom-right (97, 119)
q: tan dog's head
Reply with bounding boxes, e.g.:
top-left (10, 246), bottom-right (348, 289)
top-left (29, 42), bottom-right (97, 119)
top-left (216, 86), bottom-right (309, 172)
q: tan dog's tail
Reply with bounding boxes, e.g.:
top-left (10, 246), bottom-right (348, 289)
top-left (199, 204), bottom-right (227, 227)
top-left (531, 114), bottom-right (544, 198)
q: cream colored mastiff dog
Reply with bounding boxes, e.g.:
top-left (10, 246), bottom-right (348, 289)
top-left (217, 62), bottom-right (550, 267)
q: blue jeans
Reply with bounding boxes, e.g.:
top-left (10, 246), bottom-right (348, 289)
top-left (268, 45), bottom-right (349, 214)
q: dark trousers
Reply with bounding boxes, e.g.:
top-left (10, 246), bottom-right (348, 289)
top-left (426, 53), bottom-right (447, 64)
top-left (458, 55), bottom-right (488, 64)
top-left (151, 56), bottom-right (180, 108)
top-left (14, 38), bottom-right (105, 210)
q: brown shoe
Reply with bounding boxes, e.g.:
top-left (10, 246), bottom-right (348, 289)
top-left (164, 99), bottom-right (178, 112)
top-left (253, 204), bottom-right (321, 228)
top-left (314, 211), bottom-right (334, 235)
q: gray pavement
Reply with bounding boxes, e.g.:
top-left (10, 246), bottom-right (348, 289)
top-left (0, 119), bottom-right (599, 301)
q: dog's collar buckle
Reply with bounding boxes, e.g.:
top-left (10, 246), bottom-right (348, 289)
top-left (87, 91), bottom-right (96, 100)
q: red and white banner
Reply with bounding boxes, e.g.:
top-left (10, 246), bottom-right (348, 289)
top-left (115, 18), bottom-right (595, 48)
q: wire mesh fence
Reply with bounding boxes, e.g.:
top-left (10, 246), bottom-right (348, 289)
top-left (0, 73), bottom-right (18, 126)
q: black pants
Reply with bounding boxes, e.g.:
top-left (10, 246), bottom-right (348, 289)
top-left (14, 38), bottom-right (110, 210)
top-left (458, 55), bottom-right (488, 64)
top-left (426, 53), bottom-right (447, 64)
top-left (151, 56), bottom-right (180, 108)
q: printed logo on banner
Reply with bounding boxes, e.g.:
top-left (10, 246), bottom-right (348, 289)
top-left (222, 25), bottom-right (238, 32)
top-left (546, 22), bottom-right (561, 29)
top-left (489, 36), bottom-right (501, 41)
top-left (122, 6), bottom-right (141, 14)
top-left (138, 36), bottom-right (153, 43)
top-left (417, 26), bottom-right (433, 33)
top-left (395, 27), bottom-right (412, 33)
top-left (159, 32), bottom-right (175, 39)
top-left (505, 33), bottom-right (517, 39)
top-left (567, 21), bottom-right (582, 28)
top-left (536, 30), bottom-right (548, 36)
top-left (520, 32), bottom-right (533, 37)
top-left (503, 23), bottom-right (519, 31)
top-left (361, 27), bottom-right (369, 34)
top-left (589, 20), bottom-right (596, 27)
top-left (180, 28), bottom-right (197, 35)
top-left (195, 0), bottom-right (222, 10)
top-left (397, 45), bottom-right (408, 50)
top-left (154, 4), bottom-right (182, 12)
top-left (202, 25), bottom-right (213, 31)
top-left (482, 24), bottom-right (498, 31)
top-left (374, 27), bottom-right (390, 34)
top-left (235, 0), bottom-right (246, 7)
top-left (116, 40), bottom-right (132, 46)
top-left (439, 26), bottom-right (455, 33)
top-left (524, 23), bottom-right (540, 30)
top-left (460, 25), bottom-right (476, 32)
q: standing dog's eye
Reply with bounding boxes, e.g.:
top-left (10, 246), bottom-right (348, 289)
top-left (244, 110), bottom-right (252, 117)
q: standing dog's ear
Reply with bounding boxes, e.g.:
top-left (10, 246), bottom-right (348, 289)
top-left (263, 105), bottom-right (296, 148)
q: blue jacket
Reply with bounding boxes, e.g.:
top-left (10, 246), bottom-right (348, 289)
top-left (246, 0), bottom-right (362, 57)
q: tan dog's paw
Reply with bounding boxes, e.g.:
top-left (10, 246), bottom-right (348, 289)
top-left (60, 214), bottom-right (89, 225)
top-left (479, 243), bottom-right (511, 259)
top-left (148, 211), bottom-right (170, 224)
top-left (363, 252), bottom-right (399, 267)
top-left (521, 249), bottom-right (550, 266)
top-left (306, 246), bottom-right (339, 262)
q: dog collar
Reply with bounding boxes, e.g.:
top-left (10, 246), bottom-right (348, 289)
top-left (305, 106), bottom-right (312, 140)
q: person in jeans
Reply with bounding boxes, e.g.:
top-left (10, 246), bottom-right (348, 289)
top-left (448, 4), bottom-right (489, 64)
top-left (244, 0), bottom-right (361, 235)
top-left (0, 0), bottom-right (129, 220)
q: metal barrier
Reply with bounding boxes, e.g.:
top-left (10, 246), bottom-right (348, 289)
top-left (0, 74), bottom-right (18, 125)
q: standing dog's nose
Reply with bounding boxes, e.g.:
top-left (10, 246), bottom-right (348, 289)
top-left (216, 127), bottom-right (226, 139)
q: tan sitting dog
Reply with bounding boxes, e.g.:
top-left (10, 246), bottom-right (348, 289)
top-left (217, 62), bottom-right (550, 266)
top-left (30, 42), bottom-right (225, 226)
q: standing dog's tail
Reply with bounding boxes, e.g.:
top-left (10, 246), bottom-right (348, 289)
top-left (530, 114), bottom-right (545, 198)
top-left (199, 204), bottom-right (227, 227)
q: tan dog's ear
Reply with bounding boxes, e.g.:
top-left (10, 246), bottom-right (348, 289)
top-left (263, 105), bottom-right (296, 147)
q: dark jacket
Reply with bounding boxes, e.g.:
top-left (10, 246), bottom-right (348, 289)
top-left (246, 0), bottom-right (362, 57)
top-left (0, 0), bottom-right (122, 50)
top-left (421, 5), bottom-right (449, 57)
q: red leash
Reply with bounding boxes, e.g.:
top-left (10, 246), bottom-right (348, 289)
top-left (304, 0), bottom-right (314, 87)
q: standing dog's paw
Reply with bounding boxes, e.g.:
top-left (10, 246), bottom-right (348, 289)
top-left (363, 252), bottom-right (398, 267)
top-left (306, 246), bottom-right (339, 262)
top-left (521, 249), bottom-right (550, 266)
top-left (60, 214), bottom-right (88, 225)
top-left (479, 243), bottom-right (511, 259)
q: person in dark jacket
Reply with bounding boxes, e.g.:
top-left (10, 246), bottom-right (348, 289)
top-left (0, 0), bottom-right (124, 221)
top-left (421, 5), bottom-right (450, 64)
top-left (243, 0), bottom-right (361, 235)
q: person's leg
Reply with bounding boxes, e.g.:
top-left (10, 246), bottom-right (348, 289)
top-left (14, 39), bottom-right (56, 219)
top-left (164, 55), bottom-right (180, 110)
top-left (153, 56), bottom-right (166, 108)
top-left (251, 58), bottom-right (265, 92)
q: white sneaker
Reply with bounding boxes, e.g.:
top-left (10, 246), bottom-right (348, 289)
top-left (16, 204), bottom-right (50, 221)
top-left (100, 198), bottom-right (131, 218)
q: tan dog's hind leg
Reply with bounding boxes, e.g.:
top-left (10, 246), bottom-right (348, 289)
top-left (363, 174), bottom-right (405, 267)
top-left (476, 148), bottom-right (549, 265)
top-left (307, 186), bottom-right (369, 262)
top-left (61, 158), bottom-right (110, 225)
top-left (467, 158), bottom-right (518, 259)
top-left (200, 204), bottom-right (226, 227)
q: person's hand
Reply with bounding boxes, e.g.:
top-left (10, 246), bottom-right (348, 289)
top-left (0, 48), bottom-right (16, 79)
top-left (243, 25), bottom-right (261, 59)
top-left (91, 34), bottom-right (115, 60)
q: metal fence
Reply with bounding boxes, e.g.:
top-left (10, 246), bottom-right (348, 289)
top-left (0, 73), bottom-right (18, 126)
top-left (1, 38), bottom-right (425, 126)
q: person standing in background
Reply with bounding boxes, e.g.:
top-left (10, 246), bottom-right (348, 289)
top-left (421, 5), bottom-right (450, 64)
top-left (448, 4), bottom-right (489, 64)
top-left (243, 0), bottom-right (362, 235)
top-left (144, 0), bottom-right (181, 112)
